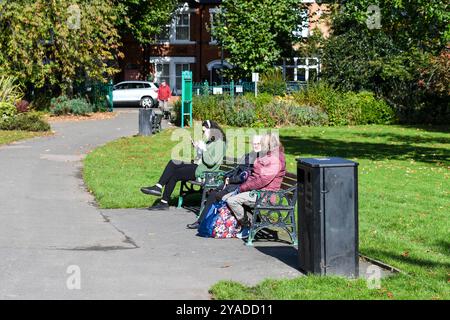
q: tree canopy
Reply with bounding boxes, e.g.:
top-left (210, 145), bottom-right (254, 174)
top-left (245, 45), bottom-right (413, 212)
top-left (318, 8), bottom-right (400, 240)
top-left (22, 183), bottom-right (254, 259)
top-left (0, 0), bottom-right (179, 95)
top-left (114, 0), bottom-right (178, 45)
top-left (319, 0), bottom-right (449, 123)
top-left (0, 0), bottom-right (121, 93)
top-left (212, 0), bottom-right (303, 79)
top-left (332, 0), bottom-right (449, 53)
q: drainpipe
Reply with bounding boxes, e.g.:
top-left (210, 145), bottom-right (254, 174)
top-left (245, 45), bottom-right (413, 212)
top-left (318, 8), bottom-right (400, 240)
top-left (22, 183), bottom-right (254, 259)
top-left (199, 5), bottom-right (203, 83)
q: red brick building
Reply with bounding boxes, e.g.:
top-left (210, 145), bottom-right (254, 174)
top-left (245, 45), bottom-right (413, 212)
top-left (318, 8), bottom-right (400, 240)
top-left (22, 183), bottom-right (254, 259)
top-left (118, 0), bottom-right (226, 95)
top-left (118, 0), bottom-right (329, 94)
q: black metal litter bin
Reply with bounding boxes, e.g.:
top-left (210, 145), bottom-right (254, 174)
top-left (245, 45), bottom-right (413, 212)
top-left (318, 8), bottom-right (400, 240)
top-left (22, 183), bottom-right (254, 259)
top-left (296, 157), bottom-right (359, 278)
top-left (138, 108), bottom-right (155, 136)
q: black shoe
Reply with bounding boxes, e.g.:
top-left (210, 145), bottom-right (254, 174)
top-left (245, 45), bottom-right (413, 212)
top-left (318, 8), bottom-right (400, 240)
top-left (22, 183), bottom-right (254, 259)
top-left (186, 221), bottom-right (200, 229)
top-left (147, 202), bottom-right (169, 211)
top-left (141, 185), bottom-right (162, 196)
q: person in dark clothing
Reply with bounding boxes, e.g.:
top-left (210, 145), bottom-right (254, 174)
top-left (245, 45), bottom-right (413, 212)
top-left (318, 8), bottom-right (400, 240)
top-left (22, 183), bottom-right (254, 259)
top-left (186, 135), bottom-right (262, 229)
top-left (141, 120), bottom-right (226, 211)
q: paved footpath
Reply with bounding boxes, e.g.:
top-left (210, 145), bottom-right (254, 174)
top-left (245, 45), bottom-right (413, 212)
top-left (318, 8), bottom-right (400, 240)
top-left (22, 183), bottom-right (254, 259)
top-left (0, 110), bottom-right (301, 300)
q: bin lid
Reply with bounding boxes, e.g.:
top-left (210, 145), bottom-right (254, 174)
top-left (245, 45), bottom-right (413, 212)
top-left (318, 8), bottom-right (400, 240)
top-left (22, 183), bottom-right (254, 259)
top-left (296, 157), bottom-right (359, 168)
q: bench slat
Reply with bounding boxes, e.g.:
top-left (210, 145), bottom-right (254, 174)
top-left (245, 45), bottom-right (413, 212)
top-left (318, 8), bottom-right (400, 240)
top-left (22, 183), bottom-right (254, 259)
top-left (187, 180), bottom-right (203, 186)
top-left (286, 172), bottom-right (297, 179)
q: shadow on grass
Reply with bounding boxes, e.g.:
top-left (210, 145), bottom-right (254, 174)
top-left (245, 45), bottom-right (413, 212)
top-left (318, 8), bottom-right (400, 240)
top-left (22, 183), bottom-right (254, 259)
top-left (399, 125), bottom-right (450, 134)
top-left (433, 240), bottom-right (450, 256)
top-left (353, 132), bottom-right (450, 145)
top-left (281, 135), bottom-right (449, 165)
top-left (363, 248), bottom-right (450, 270)
top-left (256, 239), bottom-right (450, 274)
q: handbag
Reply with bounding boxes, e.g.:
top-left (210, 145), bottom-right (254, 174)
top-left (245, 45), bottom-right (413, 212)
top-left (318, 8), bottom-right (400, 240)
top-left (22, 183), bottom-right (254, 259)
top-left (197, 201), bottom-right (223, 237)
top-left (224, 166), bottom-right (251, 184)
top-left (212, 204), bottom-right (241, 239)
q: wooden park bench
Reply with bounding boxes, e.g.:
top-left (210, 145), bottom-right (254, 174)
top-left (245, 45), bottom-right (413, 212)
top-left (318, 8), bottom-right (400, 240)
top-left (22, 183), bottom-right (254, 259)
top-left (177, 158), bottom-right (298, 246)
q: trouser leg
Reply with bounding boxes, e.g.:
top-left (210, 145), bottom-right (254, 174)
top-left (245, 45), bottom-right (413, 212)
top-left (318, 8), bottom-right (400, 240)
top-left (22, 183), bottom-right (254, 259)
top-left (216, 184), bottom-right (240, 201)
top-left (159, 100), bottom-right (168, 114)
top-left (221, 191), bottom-right (235, 202)
top-left (158, 160), bottom-right (192, 186)
top-left (225, 191), bottom-right (257, 227)
top-left (197, 184), bottom-right (241, 223)
top-left (161, 163), bottom-right (197, 202)
top-left (197, 190), bottom-right (218, 223)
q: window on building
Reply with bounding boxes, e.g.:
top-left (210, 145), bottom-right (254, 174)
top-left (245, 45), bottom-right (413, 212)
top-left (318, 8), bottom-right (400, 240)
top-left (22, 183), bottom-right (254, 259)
top-left (175, 63), bottom-right (190, 92)
top-left (175, 12), bottom-right (190, 41)
top-left (154, 4), bottom-right (193, 43)
top-left (151, 57), bottom-right (195, 94)
top-left (293, 9), bottom-right (309, 38)
top-left (157, 24), bottom-right (171, 42)
top-left (209, 8), bottom-right (219, 44)
top-left (155, 63), bottom-right (170, 86)
top-left (284, 67), bottom-right (295, 82)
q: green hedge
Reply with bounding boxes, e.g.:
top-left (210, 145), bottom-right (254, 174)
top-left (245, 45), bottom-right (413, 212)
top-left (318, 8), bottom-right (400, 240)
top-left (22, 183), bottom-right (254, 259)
top-left (50, 95), bottom-right (93, 116)
top-left (0, 111), bottom-right (50, 131)
top-left (176, 84), bottom-right (394, 127)
top-left (258, 68), bottom-right (286, 96)
top-left (0, 101), bottom-right (17, 121)
top-left (176, 94), bottom-right (328, 128)
top-left (293, 82), bottom-right (395, 126)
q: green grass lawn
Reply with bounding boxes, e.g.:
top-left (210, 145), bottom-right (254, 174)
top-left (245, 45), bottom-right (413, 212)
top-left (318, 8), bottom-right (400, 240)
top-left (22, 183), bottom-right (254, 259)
top-left (0, 130), bottom-right (49, 145)
top-left (83, 124), bottom-right (450, 300)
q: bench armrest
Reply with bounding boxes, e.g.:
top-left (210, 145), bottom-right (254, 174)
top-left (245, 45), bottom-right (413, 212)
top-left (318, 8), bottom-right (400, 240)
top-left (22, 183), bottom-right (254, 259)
top-left (202, 170), bottom-right (226, 188)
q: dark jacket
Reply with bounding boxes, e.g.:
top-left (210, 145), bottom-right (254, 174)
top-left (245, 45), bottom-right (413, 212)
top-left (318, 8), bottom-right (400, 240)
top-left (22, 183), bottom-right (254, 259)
top-left (224, 151), bottom-right (258, 184)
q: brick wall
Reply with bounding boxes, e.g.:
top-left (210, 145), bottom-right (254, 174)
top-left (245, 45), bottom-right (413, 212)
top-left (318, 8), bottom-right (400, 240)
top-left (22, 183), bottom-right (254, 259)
top-left (119, 4), bottom-right (225, 85)
top-left (118, 1), bottom-right (330, 86)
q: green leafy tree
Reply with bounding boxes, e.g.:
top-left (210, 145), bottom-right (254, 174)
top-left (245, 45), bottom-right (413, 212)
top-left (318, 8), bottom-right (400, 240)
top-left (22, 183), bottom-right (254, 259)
top-left (115, 0), bottom-right (178, 45)
top-left (332, 0), bottom-right (449, 53)
top-left (322, 0), bottom-right (449, 90)
top-left (0, 0), bottom-right (122, 95)
top-left (212, 0), bottom-right (303, 79)
top-left (320, 0), bottom-right (449, 123)
top-left (114, 0), bottom-right (178, 79)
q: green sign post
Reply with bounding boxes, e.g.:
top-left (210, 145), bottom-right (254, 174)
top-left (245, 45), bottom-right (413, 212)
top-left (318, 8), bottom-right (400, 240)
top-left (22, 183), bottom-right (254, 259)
top-left (107, 79), bottom-right (114, 112)
top-left (181, 71), bottom-right (193, 128)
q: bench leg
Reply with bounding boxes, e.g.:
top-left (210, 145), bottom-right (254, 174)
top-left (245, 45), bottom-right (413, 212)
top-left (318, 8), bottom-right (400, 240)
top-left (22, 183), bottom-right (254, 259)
top-left (177, 182), bottom-right (185, 208)
top-left (245, 209), bottom-right (259, 246)
top-left (198, 187), bottom-right (207, 217)
top-left (177, 196), bottom-right (184, 208)
top-left (289, 209), bottom-right (298, 246)
top-left (245, 228), bottom-right (255, 246)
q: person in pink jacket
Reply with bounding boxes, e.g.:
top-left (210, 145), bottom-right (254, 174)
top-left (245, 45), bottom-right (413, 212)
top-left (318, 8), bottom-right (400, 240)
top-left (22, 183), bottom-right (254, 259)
top-left (224, 133), bottom-right (286, 239)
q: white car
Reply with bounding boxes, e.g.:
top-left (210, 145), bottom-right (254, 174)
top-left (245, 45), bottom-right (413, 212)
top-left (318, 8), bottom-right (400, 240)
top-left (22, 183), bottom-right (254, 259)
top-left (112, 81), bottom-right (159, 108)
